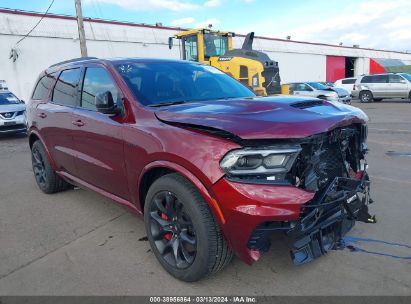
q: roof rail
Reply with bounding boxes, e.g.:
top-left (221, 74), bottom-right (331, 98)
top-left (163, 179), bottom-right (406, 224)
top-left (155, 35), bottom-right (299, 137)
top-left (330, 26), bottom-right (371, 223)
top-left (49, 57), bottom-right (98, 68)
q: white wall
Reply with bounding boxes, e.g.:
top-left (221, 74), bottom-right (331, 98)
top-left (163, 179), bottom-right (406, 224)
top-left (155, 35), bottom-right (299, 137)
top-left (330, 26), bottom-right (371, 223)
top-left (2, 10), bottom-right (411, 100)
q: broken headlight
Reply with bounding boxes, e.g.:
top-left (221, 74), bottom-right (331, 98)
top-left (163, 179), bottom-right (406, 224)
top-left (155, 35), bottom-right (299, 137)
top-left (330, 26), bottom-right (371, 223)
top-left (220, 147), bottom-right (301, 179)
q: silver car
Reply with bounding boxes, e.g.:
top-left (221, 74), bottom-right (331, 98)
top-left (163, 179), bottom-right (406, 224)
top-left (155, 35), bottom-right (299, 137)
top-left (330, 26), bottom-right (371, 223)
top-left (289, 82), bottom-right (351, 104)
top-left (0, 91), bottom-right (27, 135)
top-left (352, 73), bottom-right (411, 103)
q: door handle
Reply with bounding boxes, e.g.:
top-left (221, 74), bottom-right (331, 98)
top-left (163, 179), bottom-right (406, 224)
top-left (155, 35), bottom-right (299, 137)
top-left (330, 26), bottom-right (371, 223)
top-left (72, 120), bottom-right (85, 127)
top-left (38, 113), bottom-right (47, 119)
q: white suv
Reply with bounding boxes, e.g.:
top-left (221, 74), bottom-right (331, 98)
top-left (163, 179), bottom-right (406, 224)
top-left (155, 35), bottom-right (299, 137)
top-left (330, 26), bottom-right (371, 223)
top-left (352, 73), bottom-right (411, 103)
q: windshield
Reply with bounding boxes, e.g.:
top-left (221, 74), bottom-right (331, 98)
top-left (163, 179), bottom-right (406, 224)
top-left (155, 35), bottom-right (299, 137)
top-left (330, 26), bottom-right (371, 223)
top-left (400, 73), bottom-right (411, 82)
top-left (307, 82), bottom-right (329, 90)
top-left (0, 92), bottom-right (22, 105)
top-left (203, 34), bottom-right (228, 59)
top-left (115, 62), bottom-right (255, 106)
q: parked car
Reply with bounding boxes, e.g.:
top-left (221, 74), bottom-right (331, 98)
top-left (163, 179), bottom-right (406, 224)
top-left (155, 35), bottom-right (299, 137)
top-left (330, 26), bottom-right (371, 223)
top-left (352, 73), bottom-right (411, 103)
top-left (334, 77), bottom-right (357, 93)
top-left (28, 58), bottom-right (374, 281)
top-left (0, 90), bottom-right (27, 135)
top-left (288, 82), bottom-right (351, 104)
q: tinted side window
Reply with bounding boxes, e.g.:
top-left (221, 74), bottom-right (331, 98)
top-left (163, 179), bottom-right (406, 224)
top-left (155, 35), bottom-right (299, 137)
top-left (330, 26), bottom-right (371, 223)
top-left (361, 76), bottom-right (372, 83)
top-left (81, 67), bottom-right (119, 111)
top-left (32, 73), bottom-right (56, 100)
top-left (342, 79), bottom-right (356, 84)
top-left (373, 75), bottom-right (388, 83)
top-left (389, 75), bottom-right (403, 83)
top-left (52, 68), bottom-right (81, 106)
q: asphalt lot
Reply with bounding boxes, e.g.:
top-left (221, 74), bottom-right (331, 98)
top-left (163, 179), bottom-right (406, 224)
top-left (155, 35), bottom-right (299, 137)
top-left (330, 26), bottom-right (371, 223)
top-left (0, 99), bottom-right (411, 296)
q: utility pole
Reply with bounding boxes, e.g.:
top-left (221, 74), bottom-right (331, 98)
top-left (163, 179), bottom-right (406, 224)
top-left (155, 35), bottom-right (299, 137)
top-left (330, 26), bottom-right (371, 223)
top-left (75, 0), bottom-right (88, 57)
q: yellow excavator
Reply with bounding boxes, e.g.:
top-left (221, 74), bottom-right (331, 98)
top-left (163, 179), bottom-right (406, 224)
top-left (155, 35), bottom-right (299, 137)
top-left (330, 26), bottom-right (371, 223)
top-left (168, 28), bottom-right (281, 96)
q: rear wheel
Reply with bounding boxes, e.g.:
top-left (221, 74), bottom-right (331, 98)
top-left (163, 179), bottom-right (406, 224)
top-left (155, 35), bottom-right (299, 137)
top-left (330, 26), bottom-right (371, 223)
top-left (360, 91), bottom-right (373, 103)
top-left (144, 173), bottom-right (232, 282)
top-left (31, 140), bottom-right (72, 194)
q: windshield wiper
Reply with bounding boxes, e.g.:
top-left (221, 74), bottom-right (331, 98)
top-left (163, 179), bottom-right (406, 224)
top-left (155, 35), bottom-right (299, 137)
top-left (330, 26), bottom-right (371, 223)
top-left (149, 101), bottom-right (187, 107)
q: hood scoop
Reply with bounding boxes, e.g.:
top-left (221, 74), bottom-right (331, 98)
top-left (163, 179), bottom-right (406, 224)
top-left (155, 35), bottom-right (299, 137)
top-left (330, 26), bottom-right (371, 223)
top-left (290, 100), bottom-right (324, 109)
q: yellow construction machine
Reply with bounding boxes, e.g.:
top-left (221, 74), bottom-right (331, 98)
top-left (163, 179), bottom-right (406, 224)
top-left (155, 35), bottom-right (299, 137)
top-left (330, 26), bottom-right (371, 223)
top-left (168, 28), bottom-right (281, 95)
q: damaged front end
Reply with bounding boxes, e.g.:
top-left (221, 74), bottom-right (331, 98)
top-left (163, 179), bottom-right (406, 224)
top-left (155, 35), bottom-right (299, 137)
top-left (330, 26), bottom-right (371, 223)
top-left (246, 124), bottom-right (376, 265)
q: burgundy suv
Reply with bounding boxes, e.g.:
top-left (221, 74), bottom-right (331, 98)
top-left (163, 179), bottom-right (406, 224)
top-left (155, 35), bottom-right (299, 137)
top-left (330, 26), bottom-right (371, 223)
top-left (28, 58), bottom-right (374, 281)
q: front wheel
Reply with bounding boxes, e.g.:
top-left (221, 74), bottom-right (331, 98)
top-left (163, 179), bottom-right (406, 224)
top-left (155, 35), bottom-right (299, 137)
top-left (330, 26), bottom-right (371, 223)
top-left (360, 91), bottom-right (373, 103)
top-left (144, 173), bottom-right (232, 282)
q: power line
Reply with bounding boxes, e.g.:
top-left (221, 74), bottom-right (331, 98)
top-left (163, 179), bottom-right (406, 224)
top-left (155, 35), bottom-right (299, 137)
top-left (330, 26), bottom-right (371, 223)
top-left (14, 0), bottom-right (55, 46)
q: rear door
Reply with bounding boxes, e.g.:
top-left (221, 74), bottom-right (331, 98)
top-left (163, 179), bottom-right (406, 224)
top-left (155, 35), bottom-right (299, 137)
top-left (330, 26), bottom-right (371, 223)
top-left (71, 64), bottom-right (130, 200)
top-left (35, 68), bottom-right (81, 175)
top-left (371, 74), bottom-right (389, 98)
top-left (388, 74), bottom-right (409, 98)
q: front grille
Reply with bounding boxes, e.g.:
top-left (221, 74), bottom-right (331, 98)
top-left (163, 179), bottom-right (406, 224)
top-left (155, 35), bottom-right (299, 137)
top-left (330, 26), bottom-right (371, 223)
top-left (292, 126), bottom-right (361, 192)
top-left (262, 67), bottom-right (281, 95)
top-left (0, 124), bottom-right (26, 131)
top-left (0, 112), bottom-right (15, 119)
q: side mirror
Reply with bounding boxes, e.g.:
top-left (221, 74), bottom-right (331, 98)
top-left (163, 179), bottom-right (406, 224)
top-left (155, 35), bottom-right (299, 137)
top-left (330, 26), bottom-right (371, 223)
top-left (95, 91), bottom-right (121, 115)
top-left (400, 79), bottom-right (407, 84)
top-left (168, 37), bottom-right (174, 50)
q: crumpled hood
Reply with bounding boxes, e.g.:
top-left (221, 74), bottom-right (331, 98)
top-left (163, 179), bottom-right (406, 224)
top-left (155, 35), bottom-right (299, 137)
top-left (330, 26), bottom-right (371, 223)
top-left (331, 87), bottom-right (350, 97)
top-left (154, 96), bottom-right (368, 140)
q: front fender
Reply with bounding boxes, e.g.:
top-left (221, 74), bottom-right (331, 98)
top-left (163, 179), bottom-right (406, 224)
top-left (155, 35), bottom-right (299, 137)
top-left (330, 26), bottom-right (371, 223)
top-left (138, 160), bottom-right (226, 228)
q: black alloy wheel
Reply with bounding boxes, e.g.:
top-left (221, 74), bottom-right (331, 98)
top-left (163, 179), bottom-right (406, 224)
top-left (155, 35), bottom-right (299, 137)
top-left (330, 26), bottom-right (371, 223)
top-left (148, 191), bottom-right (197, 269)
top-left (144, 174), bottom-right (233, 282)
top-left (31, 140), bottom-right (72, 194)
top-left (32, 146), bottom-right (47, 188)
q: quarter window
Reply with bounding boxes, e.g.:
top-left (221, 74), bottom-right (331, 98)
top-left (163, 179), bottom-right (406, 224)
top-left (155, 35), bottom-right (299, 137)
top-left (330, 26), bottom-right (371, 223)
top-left (81, 67), bottom-right (119, 111)
top-left (32, 73), bottom-right (56, 100)
top-left (52, 68), bottom-right (81, 107)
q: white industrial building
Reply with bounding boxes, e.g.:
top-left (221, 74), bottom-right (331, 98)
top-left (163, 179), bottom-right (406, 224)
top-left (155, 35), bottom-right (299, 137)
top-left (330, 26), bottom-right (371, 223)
top-left (1, 8), bottom-right (411, 100)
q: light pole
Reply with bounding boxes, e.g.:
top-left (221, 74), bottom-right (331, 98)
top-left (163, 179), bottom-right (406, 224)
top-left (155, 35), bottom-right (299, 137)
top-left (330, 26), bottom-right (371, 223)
top-left (75, 0), bottom-right (88, 57)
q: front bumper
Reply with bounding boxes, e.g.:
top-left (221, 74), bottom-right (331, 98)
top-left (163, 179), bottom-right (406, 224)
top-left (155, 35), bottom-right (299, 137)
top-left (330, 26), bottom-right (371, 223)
top-left (0, 115), bottom-right (27, 134)
top-left (211, 171), bottom-right (373, 265)
top-left (338, 96), bottom-right (352, 104)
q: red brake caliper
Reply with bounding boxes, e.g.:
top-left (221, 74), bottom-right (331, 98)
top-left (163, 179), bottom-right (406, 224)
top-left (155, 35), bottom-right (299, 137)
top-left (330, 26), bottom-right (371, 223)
top-left (162, 213), bottom-right (172, 240)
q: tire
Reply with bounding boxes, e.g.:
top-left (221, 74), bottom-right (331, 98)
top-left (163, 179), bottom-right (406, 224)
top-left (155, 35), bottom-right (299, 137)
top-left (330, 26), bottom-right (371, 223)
top-left (144, 173), bottom-right (233, 282)
top-left (31, 140), bottom-right (72, 194)
top-left (359, 91), bottom-right (373, 103)
top-left (409, 92), bottom-right (411, 103)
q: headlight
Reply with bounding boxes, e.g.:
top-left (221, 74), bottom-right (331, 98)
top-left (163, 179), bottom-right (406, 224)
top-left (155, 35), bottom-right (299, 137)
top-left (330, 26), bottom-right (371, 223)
top-left (220, 146), bottom-right (301, 178)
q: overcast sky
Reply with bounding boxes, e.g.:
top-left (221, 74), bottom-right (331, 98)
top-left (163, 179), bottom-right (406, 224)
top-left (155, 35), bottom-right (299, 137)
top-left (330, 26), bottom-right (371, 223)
top-left (1, 0), bottom-right (410, 52)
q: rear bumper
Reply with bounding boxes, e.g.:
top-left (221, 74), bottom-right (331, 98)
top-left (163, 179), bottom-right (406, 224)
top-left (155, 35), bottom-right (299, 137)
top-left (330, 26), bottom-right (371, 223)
top-left (212, 172), bottom-right (372, 265)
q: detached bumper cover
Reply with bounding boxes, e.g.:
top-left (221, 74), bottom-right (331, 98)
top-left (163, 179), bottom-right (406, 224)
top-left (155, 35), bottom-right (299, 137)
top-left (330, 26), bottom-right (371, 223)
top-left (289, 173), bottom-right (373, 265)
top-left (212, 172), bottom-right (373, 265)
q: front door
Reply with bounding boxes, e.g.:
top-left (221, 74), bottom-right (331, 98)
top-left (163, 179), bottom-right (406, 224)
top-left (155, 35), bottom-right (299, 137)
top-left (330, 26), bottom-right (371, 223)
top-left (388, 74), bottom-right (409, 98)
top-left (71, 64), bottom-right (130, 200)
